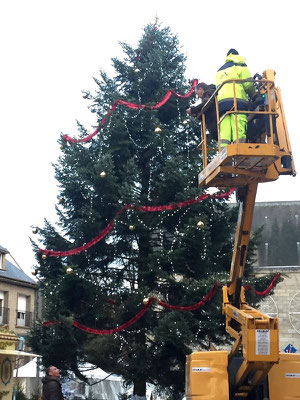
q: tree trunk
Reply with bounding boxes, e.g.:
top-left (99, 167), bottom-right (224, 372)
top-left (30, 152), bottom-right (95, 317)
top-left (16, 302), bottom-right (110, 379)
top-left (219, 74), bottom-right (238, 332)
top-left (133, 379), bottom-right (146, 398)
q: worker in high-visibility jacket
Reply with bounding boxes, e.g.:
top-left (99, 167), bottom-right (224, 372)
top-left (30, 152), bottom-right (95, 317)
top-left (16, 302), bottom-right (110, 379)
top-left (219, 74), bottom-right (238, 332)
top-left (216, 49), bottom-right (256, 147)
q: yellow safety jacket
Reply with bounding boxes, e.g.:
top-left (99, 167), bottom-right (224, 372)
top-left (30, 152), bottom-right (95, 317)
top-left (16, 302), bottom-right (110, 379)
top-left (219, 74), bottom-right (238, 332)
top-left (216, 54), bottom-right (256, 114)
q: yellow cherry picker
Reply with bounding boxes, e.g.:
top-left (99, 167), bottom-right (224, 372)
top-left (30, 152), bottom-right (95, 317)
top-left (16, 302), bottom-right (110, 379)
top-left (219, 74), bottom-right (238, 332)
top-left (186, 71), bottom-right (299, 399)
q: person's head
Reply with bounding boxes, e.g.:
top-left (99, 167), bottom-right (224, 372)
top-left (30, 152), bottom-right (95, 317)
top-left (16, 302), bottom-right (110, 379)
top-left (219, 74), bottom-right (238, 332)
top-left (46, 366), bottom-right (60, 379)
top-left (195, 82), bottom-right (208, 98)
top-left (227, 49), bottom-right (239, 56)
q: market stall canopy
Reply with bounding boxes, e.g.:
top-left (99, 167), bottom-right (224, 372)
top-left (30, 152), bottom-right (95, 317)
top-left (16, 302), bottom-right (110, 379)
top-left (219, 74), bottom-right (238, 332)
top-left (13, 357), bottom-right (42, 378)
top-left (0, 349), bottom-right (41, 357)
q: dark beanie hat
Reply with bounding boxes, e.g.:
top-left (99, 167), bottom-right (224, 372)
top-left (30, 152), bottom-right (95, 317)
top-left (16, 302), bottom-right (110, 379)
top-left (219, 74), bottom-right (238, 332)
top-left (227, 48), bottom-right (239, 56)
top-left (196, 82), bottom-right (209, 91)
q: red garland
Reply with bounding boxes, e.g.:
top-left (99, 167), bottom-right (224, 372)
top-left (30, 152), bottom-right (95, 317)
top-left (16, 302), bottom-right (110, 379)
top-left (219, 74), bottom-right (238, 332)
top-left (72, 297), bottom-right (154, 335)
top-left (43, 273), bottom-right (280, 335)
top-left (244, 273), bottom-right (280, 296)
top-left (63, 80), bottom-right (198, 143)
top-left (39, 188), bottom-right (235, 257)
top-left (41, 222), bottom-right (115, 257)
top-left (42, 284), bottom-right (219, 334)
top-left (42, 276), bottom-right (280, 334)
top-left (158, 283), bottom-right (218, 311)
top-left (42, 298), bottom-right (154, 334)
top-left (42, 320), bottom-right (62, 327)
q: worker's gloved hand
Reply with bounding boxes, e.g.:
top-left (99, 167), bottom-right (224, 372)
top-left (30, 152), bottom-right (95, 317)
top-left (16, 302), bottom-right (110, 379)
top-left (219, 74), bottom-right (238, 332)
top-left (186, 108), bottom-right (191, 115)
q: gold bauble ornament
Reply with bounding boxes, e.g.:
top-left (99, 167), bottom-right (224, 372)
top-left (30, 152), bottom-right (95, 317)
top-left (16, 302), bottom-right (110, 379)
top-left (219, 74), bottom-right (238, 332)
top-left (129, 225), bottom-right (135, 231)
top-left (197, 221), bottom-right (205, 229)
top-left (143, 298), bottom-right (149, 304)
top-left (32, 227), bottom-right (38, 234)
top-left (182, 120), bottom-right (188, 125)
top-left (66, 267), bottom-right (73, 274)
top-left (42, 254), bottom-right (47, 260)
top-left (100, 171), bottom-right (106, 178)
top-left (134, 68), bottom-right (140, 72)
top-left (154, 127), bottom-right (162, 133)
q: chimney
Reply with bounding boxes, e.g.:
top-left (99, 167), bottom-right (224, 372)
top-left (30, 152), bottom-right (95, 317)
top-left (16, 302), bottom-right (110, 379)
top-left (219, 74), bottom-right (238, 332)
top-left (0, 246), bottom-right (9, 271)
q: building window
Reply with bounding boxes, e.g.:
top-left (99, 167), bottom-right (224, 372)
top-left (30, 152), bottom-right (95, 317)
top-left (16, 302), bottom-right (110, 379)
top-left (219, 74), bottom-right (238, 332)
top-left (16, 295), bottom-right (31, 327)
top-left (17, 311), bottom-right (25, 320)
top-left (0, 291), bottom-right (9, 325)
top-left (0, 297), bottom-right (3, 323)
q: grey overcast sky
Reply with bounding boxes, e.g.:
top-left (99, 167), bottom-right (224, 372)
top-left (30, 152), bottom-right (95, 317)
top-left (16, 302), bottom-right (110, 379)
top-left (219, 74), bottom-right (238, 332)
top-left (1, 0), bottom-right (299, 274)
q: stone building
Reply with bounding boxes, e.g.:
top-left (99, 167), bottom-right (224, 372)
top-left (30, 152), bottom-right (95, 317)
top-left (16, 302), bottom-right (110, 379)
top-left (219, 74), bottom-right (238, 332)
top-left (252, 201), bottom-right (300, 267)
top-left (251, 201), bottom-right (300, 353)
top-left (0, 245), bottom-right (40, 399)
top-left (0, 245), bottom-right (38, 337)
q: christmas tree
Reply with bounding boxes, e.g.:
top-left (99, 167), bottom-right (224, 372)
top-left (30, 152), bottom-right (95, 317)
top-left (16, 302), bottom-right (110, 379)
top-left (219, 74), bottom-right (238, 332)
top-left (28, 23), bottom-right (273, 399)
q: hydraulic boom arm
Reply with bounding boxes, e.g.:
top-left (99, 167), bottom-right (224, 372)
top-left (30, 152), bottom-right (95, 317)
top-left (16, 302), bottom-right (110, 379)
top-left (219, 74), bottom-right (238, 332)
top-left (186, 70), bottom-right (296, 400)
top-left (222, 183), bottom-right (279, 397)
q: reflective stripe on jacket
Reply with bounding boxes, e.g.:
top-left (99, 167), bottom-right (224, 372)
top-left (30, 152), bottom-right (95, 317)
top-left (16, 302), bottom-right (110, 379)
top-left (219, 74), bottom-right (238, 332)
top-left (216, 54), bottom-right (255, 113)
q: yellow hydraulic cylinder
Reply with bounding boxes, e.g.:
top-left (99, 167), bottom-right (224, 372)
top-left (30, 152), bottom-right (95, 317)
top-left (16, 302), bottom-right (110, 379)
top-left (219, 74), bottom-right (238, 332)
top-left (186, 351), bottom-right (229, 400)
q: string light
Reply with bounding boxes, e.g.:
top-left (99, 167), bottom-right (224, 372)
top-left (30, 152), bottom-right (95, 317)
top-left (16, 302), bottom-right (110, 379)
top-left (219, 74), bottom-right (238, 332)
top-left (124, 112), bottom-right (153, 150)
top-left (147, 146), bottom-right (164, 201)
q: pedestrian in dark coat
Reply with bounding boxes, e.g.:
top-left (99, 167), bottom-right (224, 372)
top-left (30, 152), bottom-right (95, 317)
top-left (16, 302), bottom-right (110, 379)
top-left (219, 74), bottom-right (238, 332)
top-left (42, 366), bottom-right (64, 400)
top-left (187, 82), bottom-right (218, 141)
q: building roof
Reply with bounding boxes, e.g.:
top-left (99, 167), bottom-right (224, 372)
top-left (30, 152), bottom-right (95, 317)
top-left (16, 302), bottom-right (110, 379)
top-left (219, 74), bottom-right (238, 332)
top-left (0, 259), bottom-right (37, 286)
top-left (0, 245), bottom-right (9, 254)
